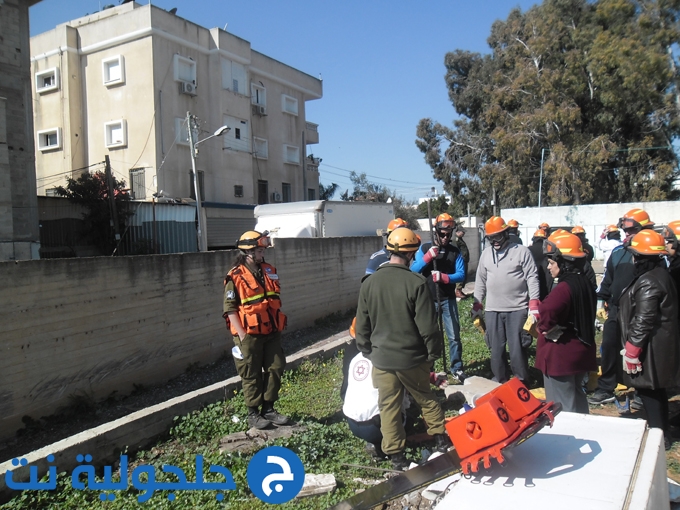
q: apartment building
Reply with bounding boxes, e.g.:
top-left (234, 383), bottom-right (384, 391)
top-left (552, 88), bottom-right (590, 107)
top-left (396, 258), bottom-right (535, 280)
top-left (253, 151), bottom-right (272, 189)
top-left (30, 2), bottom-right (322, 248)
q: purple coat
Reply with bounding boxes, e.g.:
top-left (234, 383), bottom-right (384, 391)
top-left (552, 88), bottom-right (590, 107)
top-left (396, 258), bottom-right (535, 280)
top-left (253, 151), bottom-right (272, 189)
top-left (536, 282), bottom-right (597, 377)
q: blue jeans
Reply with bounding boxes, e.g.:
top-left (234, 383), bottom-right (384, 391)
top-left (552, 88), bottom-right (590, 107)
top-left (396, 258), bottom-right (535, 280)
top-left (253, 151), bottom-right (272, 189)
top-left (436, 298), bottom-right (462, 372)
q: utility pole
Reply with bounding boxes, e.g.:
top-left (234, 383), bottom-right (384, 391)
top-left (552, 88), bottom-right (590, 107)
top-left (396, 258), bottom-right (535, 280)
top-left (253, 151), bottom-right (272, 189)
top-left (105, 155), bottom-right (121, 252)
top-left (187, 111), bottom-right (205, 252)
top-left (302, 130), bottom-right (307, 200)
top-left (538, 148), bottom-right (546, 209)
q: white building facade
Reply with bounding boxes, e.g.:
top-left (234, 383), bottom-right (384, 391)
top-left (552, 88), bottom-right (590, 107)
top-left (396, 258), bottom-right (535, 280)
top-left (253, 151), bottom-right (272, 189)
top-left (30, 2), bottom-right (322, 248)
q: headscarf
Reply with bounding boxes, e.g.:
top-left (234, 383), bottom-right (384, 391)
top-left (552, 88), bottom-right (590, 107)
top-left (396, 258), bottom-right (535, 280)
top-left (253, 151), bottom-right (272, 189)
top-left (557, 258), bottom-right (596, 346)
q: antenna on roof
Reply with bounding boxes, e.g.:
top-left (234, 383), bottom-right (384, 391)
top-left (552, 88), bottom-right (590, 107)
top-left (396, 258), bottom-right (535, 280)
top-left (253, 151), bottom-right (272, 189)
top-left (223, 23), bottom-right (228, 31)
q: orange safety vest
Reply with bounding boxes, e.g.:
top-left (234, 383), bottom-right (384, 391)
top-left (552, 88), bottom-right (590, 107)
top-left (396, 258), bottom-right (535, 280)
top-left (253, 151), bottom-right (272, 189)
top-left (225, 262), bottom-right (287, 336)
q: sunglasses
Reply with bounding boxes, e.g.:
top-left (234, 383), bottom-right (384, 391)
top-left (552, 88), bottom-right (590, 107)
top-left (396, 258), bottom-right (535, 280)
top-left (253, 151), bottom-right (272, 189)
top-left (437, 231), bottom-right (452, 238)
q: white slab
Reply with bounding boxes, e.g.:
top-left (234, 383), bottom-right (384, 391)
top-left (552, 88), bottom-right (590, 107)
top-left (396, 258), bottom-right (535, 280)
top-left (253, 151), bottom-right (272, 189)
top-left (434, 412), bottom-right (668, 510)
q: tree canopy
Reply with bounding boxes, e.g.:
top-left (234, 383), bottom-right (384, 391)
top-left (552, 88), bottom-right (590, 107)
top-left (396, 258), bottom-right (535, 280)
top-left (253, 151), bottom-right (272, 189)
top-left (416, 0), bottom-right (680, 215)
top-left (56, 171), bottom-right (130, 255)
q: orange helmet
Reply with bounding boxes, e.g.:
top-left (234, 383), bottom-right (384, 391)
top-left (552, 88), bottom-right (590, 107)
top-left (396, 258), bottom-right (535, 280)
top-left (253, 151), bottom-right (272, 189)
top-left (663, 221), bottom-right (680, 240)
top-left (507, 219), bottom-right (520, 228)
top-left (618, 209), bottom-right (654, 231)
top-left (435, 213), bottom-right (456, 232)
top-left (386, 218), bottom-right (408, 234)
top-left (532, 229), bottom-right (547, 241)
top-left (571, 225), bottom-right (585, 235)
top-left (485, 216), bottom-right (509, 236)
top-left (538, 222), bottom-right (550, 230)
top-left (386, 228), bottom-right (421, 254)
top-left (543, 232), bottom-right (586, 261)
top-left (236, 230), bottom-right (271, 250)
top-left (349, 317), bottom-right (356, 339)
top-left (627, 229), bottom-right (669, 256)
top-left (604, 224), bottom-right (619, 233)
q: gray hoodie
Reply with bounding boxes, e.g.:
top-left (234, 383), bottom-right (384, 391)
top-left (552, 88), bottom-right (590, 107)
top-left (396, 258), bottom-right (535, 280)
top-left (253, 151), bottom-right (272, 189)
top-left (474, 242), bottom-right (540, 312)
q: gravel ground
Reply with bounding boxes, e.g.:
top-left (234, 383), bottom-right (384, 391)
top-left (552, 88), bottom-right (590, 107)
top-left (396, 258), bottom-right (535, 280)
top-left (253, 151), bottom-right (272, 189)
top-left (0, 312), bottom-right (353, 463)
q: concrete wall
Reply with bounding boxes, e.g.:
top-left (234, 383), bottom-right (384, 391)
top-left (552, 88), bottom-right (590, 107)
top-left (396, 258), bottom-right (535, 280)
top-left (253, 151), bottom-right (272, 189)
top-left (502, 200), bottom-right (680, 259)
top-left (0, 0), bottom-right (41, 260)
top-left (0, 235), bottom-right (381, 440)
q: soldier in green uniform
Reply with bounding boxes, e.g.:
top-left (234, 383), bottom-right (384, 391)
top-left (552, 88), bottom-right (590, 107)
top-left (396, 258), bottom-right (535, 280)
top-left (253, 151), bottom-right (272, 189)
top-left (355, 228), bottom-right (452, 470)
top-left (223, 231), bottom-right (289, 430)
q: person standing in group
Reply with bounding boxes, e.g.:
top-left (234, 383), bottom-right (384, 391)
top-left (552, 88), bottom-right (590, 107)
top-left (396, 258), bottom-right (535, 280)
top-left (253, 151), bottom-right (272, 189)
top-left (598, 225), bottom-right (622, 268)
top-left (507, 219), bottom-right (523, 245)
top-left (618, 229), bottom-right (679, 450)
top-left (472, 216), bottom-right (540, 383)
top-left (365, 218), bottom-right (408, 275)
top-left (663, 221), bottom-right (680, 292)
top-left (454, 225), bottom-right (471, 299)
top-left (536, 232), bottom-right (597, 414)
top-left (571, 226), bottom-right (594, 262)
top-left (538, 222), bottom-right (551, 237)
top-left (590, 209), bottom-right (655, 405)
top-left (355, 228), bottom-right (451, 470)
top-left (411, 213), bottom-right (467, 381)
top-left (528, 229), bottom-right (552, 299)
top-left (223, 231), bottom-right (289, 430)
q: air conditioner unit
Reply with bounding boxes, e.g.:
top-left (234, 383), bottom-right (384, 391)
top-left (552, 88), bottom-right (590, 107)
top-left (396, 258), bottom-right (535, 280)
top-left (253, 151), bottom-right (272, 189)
top-left (180, 82), bottom-right (197, 96)
top-left (252, 104), bottom-right (266, 116)
top-left (271, 191), bottom-right (282, 202)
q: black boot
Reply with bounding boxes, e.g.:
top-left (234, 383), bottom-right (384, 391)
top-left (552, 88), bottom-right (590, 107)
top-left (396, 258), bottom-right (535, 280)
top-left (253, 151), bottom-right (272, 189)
top-left (434, 433), bottom-right (452, 453)
top-left (247, 407), bottom-right (271, 430)
top-left (261, 402), bottom-right (290, 425)
top-left (389, 452), bottom-right (410, 471)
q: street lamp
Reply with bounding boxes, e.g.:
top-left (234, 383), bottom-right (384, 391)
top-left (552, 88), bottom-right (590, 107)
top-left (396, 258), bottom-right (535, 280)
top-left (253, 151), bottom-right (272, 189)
top-left (187, 111), bottom-right (230, 252)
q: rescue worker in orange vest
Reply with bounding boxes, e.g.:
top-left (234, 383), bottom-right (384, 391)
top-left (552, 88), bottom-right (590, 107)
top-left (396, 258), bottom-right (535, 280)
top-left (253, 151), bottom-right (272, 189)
top-left (223, 230), bottom-right (289, 430)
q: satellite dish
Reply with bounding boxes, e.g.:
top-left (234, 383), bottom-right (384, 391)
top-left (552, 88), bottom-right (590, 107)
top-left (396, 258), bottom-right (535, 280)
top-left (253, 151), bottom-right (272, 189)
top-left (169, 7), bottom-right (178, 14)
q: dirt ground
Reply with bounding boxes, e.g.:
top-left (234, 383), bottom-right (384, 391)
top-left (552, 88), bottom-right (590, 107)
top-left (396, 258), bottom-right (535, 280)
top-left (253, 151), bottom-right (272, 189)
top-left (0, 315), bottom-right (352, 464)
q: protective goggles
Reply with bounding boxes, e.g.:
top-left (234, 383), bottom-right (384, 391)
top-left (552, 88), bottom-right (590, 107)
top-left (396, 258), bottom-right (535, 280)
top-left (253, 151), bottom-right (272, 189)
top-left (542, 239), bottom-right (560, 258)
top-left (486, 232), bottom-right (506, 245)
top-left (617, 217), bottom-right (641, 231)
top-left (240, 231), bottom-right (271, 249)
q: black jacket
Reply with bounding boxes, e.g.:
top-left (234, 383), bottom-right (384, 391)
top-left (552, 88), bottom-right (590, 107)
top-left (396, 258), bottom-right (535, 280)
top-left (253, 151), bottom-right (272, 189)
top-left (598, 246), bottom-right (635, 306)
top-left (617, 266), bottom-right (680, 389)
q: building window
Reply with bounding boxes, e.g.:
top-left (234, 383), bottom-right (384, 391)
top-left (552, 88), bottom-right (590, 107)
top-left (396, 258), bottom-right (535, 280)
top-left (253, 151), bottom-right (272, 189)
top-left (258, 180), bottom-right (269, 205)
top-left (308, 188), bottom-right (316, 201)
top-left (45, 188), bottom-right (59, 197)
top-left (221, 58), bottom-right (246, 94)
top-left (284, 144), bottom-right (300, 165)
top-left (130, 168), bottom-right (146, 200)
top-left (282, 183), bottom-right (291, 203)
top-left (251, 83), bottom-right (266, 106)
top-left (36, 68), bottom-right (59, 94)
top-left (174, 54), bottom-right (196, 84)
top-left (282, 94), bottom-right (298, 116)
top-left (102, 55), bottom-right (125, 86)
top-left (234, 185), bottom-right (244, 198)
top-left (175, 117), bottom-right (189, 145)
top-left (104, 120), bottom-right (127, 148)
top-left (223, 115), bottom-right (250, 152)
top-left (37, 128), bottom-right (61, 151)
top-left (253, 137), bottom-right (268, 159)
top-left (189, 169), bottom-right (205, 201)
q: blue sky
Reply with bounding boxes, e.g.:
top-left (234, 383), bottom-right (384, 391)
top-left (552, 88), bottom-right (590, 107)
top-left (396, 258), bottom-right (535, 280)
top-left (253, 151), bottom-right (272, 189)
top-left (30, 0), bottom-right (538, 202)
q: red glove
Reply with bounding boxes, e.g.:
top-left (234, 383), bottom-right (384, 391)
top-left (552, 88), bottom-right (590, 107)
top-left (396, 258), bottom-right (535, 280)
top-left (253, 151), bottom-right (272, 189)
top-left (430, 372), bottom-right (448, 388)
top-left (529, 299), bottom-right (540, 321)
top-left (471, 300), bottom-right (484, 319)
top-left (621, 342), bottom-right (643, 375)
top-left (422, 246), bottom-right (439, 264)
top-left (431, 271), bottom-right (449, 284)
